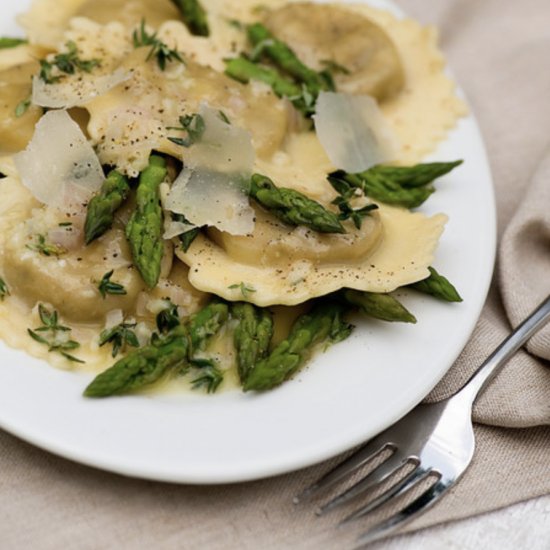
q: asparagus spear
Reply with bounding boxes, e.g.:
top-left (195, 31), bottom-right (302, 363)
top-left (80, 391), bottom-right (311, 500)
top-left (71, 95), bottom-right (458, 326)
top-left (232, 303), bottom-right (274, 383)
top-left (369, 161), bottom-right (463, 188)
top-left (409, 267), bottom-right (463, 302)
top-left (84, 325), bottom-right (189, 397)
top-left (224, 57), bottom-right (314, 115)
top-left (246, 23), bottom-right (330, 95)
top-left (0, 37), bottom-right (27, 49)
top-left (328, 161), bottom-right (462, 209)
top-left (244, 302), bottom-right (352, 392)
top-left (170, 0), bottom-right (210, 36)
top-left (250, 174), bottom-right (345, 234)
top-left (188, 300), bottom-right (229, 353)
top-left (125, 156), bottom-right (167, 288)
top-left (343, 290), bottom-right (416, 323)
top-left (84, 170), bottom-right (130, 244)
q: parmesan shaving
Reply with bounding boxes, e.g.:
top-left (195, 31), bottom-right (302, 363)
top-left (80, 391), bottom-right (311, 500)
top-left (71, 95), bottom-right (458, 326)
top-left (32, 69), bottom-right (130, 109)
top-left (13, 110), bottom-right (104, 207)
top-left (166, 105), bottom-right (255, 236)
top-left (166, 169), bottom-right (255, 236)
top-left (314, 91), bottom-right (400, 173)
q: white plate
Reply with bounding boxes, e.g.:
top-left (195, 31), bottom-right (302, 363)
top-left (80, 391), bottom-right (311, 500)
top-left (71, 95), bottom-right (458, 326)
top-left (0, 0), bottom-right (495, 484)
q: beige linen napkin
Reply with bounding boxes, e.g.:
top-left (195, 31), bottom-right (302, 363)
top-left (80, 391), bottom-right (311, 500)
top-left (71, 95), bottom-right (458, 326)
top-left (2, 0), bottom-right (550, 548)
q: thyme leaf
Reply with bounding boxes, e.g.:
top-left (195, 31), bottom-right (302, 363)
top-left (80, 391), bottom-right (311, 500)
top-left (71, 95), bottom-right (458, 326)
top-left (99, 322), bottom-right (139, 357)
top-left (39, 41), bottom-right (100, 84)
top-left (15, 97), bottom-right (31, 118)
top-left (133, 20), bottom-right (184, 71)
top-left (167, 113), bottom-right (205, 147)
top-left (26, 234), bottom-right (67, 257)
top-left (228, 282), bottom-right (256, 298)
top-left (97, 270), bottom-right (127, 299)
top-left (329, 176), bottom-right (378, 229)
top-left (28, 304), bottom-right (84, 363)
top-left (0, 277), bottom-right (9, 300)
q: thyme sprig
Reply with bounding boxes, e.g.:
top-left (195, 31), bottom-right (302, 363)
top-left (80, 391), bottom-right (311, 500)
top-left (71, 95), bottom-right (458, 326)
top-left (228, 282), bottom-right (256, 299)
top-left (99, 322), bottom-right (139, 358)
top-left (39, 41), bottom-right (100, 84)
top-left (167, 113), bottom-right (205, 147)
top-left (329, 176), bottom-right (378, 229)
top-left (27, 304), bottom-right (84, 363)
top-left (97, 270), bottom-right (127, 299)
top-left (133, 20), bottom-right (184, 71)
top-left (27, 234), bottom-right (67, 257)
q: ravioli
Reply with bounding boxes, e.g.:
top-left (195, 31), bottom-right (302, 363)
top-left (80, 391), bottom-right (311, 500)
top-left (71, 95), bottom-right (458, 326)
top-left (176, 205), bottom-right (447, 306)
top-left (0, 0), bottom-right (466, 389)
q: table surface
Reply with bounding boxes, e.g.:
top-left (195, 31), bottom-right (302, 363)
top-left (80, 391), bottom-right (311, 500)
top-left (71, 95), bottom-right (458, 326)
top-left (370, 495), bottom-right (550, 549)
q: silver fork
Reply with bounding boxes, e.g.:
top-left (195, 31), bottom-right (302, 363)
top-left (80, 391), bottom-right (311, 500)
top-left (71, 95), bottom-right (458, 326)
top-left (294, 295), bottom-right (550, 547)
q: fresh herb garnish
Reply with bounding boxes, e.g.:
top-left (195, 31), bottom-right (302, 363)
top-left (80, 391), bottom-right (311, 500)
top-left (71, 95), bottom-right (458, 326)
top-left (27, 304), bottom-right (84, 363)
top-left (97, 270), bottom-right (127, 298)
top-left (287, 84), bottom-right (316, 116)
top-left (99, 322), bottom-right (139, 357)
top-left (167, 113), bottom-right (205, 147)
top-left (228, 282), bottom-right (256, 298)
top-left (133, 20), bottom-right (184, 71)
top-left (39, 41), bottom-right (100, 84)
top-left (0, 277), bottom-right (9, 300)
top-left (171, 213), bottom-right (200, 252)
top-left (320, 59), bottom-right (351, 75)
top-left (27, 234), bottom-right (67, 257)
top-left (0, 37), bottom-right (27, 49)
top-left (190, 359), bottom-right (224, 393)
top-left (218, 110), bottom-right (231, 124)
top-left (226, 19), bottom-right (245, 31)
top-left (156, 301), bottom-right (180, 334)
top-left (329, 176), bottom-right (378, 229)
top-left (58, 222), bottom-right (73, 227)
top-left (15, 97), bottom-right (31, 118)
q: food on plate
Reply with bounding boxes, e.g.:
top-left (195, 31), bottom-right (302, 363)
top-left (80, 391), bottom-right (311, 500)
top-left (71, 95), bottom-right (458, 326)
top-left (0, 0), bottom-right (466, 397)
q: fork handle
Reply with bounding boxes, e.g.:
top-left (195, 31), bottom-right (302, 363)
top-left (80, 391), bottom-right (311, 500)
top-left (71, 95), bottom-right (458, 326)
top-left (456, 294), bottom-right (550, 406)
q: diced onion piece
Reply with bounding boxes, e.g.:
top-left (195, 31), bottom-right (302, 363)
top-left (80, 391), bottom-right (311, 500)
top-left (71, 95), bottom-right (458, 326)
top-left (105, 309), bottom-right (124, 330)
top-left (32, 69), bottom-right (130, 109)
top-left (166, 168), bottom-right (255, 236)
top-left (14, 110), bottom-right (104, 206)
top-left (313, 91), bottom-right (400, 173)
top-left (166, 104), bottom-right (256, 236)
top-left (135, 322), bottom-right (153, 347)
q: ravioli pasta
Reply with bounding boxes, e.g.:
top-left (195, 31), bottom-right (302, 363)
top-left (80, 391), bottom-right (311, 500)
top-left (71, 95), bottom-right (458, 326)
top-left (0, 0), bottom-right (465, 391)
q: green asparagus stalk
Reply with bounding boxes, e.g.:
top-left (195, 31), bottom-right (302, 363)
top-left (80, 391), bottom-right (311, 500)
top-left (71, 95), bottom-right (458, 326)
top-left (246, 23), bottom-right (330, 95)
top-left (250, 174), bottom-right (345, 234)
top-left (244, 302), bottom-right (352, 392)
top-left (170, 0), bottom-right (210, 36)
top-left (232, 303), bottom-right (274, 383)
top-left (125, 156), bottom-right (167, 288)
top-left (368, 161), bottom-right (463, 188)
top-left (409, 267), bottom-right (463, 302)
top-left (224, 56), bottom-right (314, 115)
top-left (0, 37), bottom-right (27, 49)
top-left (84, 170), bottom-right (130, 244)
top-left (188, 300), bottom-right (229, 353)
top-left (84, 325), bottom-right (189, 397)
top-left (343, 290), bottom-right (416, 323)
top-left (328, 160), bottom-right (462, 209)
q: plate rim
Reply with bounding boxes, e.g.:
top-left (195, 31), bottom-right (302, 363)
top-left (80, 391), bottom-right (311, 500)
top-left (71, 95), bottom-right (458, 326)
top-left (0, 0), bottom-right (497, 484)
